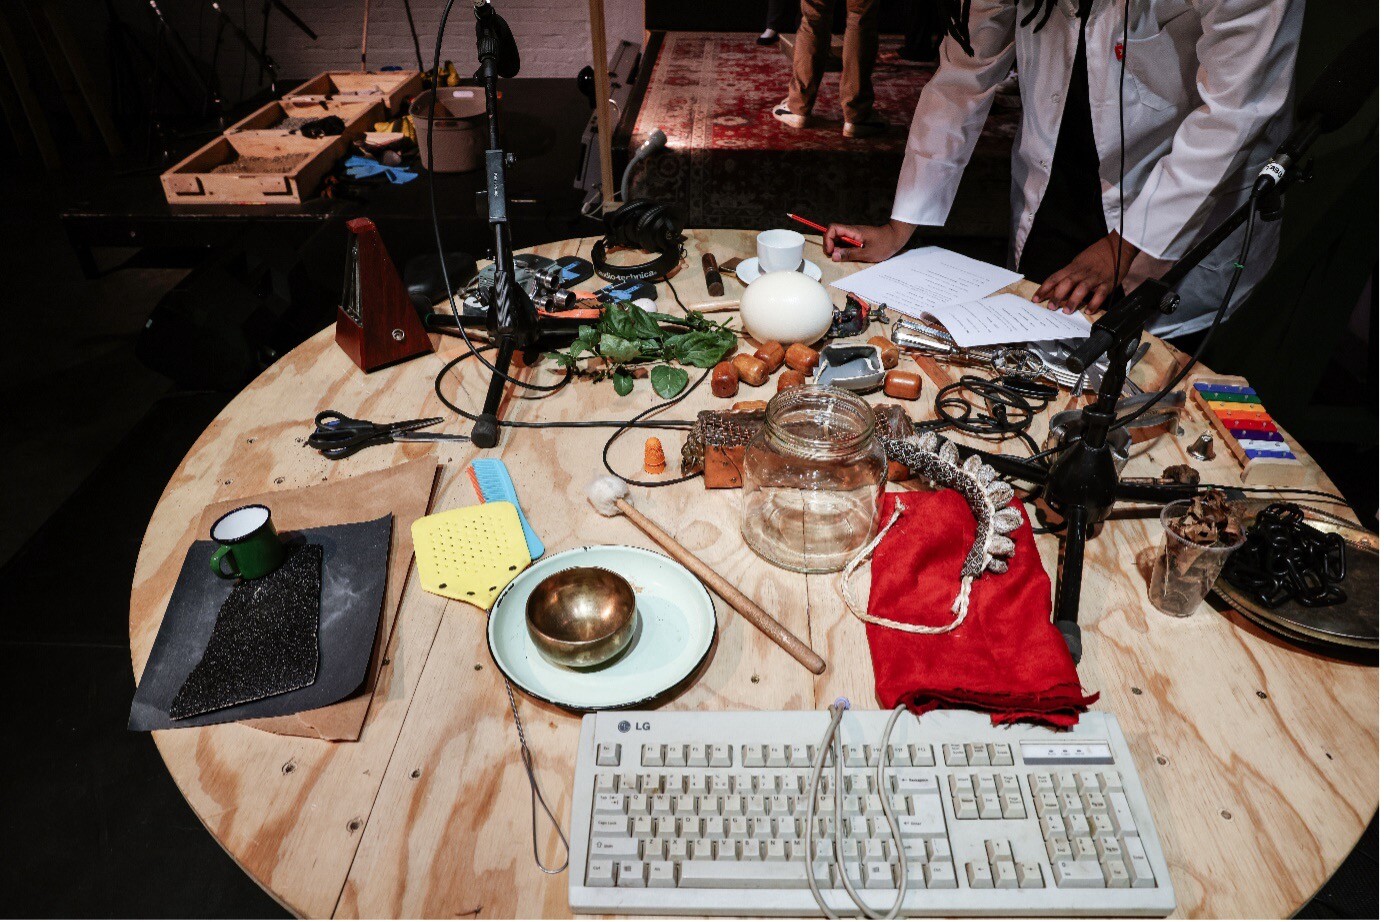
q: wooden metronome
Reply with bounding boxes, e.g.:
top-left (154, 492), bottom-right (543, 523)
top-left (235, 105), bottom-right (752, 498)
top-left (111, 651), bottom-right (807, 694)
top-left (335, 217), bottom-right (434, 372)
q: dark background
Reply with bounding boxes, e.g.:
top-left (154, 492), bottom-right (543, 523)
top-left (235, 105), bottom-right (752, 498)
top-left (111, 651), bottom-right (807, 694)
top-left (1, 0), bottom-right (1376, 917)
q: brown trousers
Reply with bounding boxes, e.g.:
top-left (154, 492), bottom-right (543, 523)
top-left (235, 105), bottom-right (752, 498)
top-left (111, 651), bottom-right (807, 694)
top-left (786, 0), bottom-right (880, 124)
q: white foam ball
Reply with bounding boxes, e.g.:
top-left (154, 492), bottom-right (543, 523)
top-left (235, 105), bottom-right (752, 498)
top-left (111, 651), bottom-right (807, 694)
top-left (739, 270), bottom-right (834, 345)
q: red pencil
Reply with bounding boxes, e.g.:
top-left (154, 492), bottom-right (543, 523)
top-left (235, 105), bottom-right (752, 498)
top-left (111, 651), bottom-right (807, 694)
top-left (787, 213), bottom-right (863, 248)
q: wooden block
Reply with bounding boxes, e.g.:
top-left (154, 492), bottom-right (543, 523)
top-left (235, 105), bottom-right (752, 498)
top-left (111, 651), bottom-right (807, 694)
top-left (703, 445), bottom-right (746, 489)
top-left (710, 361), bottom-right (739, 398)
top-left (883, 370), bottom-right (922, 400)
top-left (777, 370), bottom-right (806, 392)
top-left (868, 336), bottom-right (899, 369)
top-left (754, 341), bottom-right (786, 373)
top-left (785, 343), bottom-right (819, 374)
top-left (732, 353), bottom-right (770, 387)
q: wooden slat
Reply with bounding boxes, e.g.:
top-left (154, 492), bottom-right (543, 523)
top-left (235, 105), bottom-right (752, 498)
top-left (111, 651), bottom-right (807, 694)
top-left (129, 229), bottom-right (1378, 919)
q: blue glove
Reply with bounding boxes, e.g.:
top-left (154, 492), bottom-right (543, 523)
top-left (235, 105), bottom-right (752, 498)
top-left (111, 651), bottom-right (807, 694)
top-left (343, 156), bottom-right (418, 184)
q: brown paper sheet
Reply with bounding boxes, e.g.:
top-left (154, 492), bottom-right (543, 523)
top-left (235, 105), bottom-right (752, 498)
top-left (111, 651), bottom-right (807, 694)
top-left (196, 458), bottom-right (439, 741)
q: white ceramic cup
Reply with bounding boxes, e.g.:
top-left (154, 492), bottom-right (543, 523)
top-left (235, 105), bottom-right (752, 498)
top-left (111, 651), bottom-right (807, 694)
top-left (757, 229), bottom-right (805, 274)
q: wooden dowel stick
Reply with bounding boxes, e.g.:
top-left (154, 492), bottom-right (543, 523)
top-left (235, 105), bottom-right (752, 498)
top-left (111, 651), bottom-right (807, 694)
top-left (587, 0), bottom-right (617, 213)
top-left (614, 498), bottom-right (827, 675)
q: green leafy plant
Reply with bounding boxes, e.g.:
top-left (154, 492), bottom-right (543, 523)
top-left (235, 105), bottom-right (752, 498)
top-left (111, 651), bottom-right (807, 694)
top-left (548, 302), bottom-right (736, 399)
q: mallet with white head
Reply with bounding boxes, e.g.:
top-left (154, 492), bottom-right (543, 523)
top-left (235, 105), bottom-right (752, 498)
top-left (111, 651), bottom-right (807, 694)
top-left (586, 476), bottom-right (827, 675)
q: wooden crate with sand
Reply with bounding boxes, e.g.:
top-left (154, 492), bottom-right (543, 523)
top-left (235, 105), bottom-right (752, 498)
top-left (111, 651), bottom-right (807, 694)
top-left (160, 133), bottom-right (341, 205)
top-left (285, 70), bottom-right (423, 117)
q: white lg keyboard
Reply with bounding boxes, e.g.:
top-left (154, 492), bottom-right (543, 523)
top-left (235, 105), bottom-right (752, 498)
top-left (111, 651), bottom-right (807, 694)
top-left (569, 709), bottom-right (1175, 917)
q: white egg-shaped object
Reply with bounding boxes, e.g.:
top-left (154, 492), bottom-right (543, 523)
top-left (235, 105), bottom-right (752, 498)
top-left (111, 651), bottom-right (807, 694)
top-left (738, 270), bottom-right (835, 345)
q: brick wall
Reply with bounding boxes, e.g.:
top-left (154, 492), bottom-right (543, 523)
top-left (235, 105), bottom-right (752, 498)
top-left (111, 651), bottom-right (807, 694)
top-left (126, 0), bottom-right (645, 104)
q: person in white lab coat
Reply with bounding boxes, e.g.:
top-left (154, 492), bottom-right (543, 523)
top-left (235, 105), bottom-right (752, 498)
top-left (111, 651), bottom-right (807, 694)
top-left (823, 0), bottom-right (1304, 339)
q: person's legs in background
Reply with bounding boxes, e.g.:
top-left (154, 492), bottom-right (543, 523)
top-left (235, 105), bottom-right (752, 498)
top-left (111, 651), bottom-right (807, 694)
top-left (760, 0), bottom-right (800, 45)
top-left (779, 0), bottom-right (833, 126)
top-left (841, 0), bottom-right (886, 136)
top-left (899, 0), bottom-right (944, 63)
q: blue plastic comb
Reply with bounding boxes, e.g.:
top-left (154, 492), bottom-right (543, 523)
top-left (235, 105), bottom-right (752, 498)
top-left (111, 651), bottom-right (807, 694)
top-left (467, 459), bottom-right (544, 559)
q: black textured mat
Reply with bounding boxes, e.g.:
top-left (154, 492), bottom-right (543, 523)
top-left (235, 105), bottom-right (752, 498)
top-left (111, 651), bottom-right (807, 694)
top-left (129, 514), bottom-right (391, 730)
top-left (169, 543), bottom-right (322, 719)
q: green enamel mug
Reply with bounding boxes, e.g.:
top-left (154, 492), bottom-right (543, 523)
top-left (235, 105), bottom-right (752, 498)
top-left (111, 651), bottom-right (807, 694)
top-left (209, 504), bottom-right (286, 580)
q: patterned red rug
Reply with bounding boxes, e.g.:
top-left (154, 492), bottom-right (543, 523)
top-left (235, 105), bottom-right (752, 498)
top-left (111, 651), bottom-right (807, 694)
top-left (630, 32), bottom-right (1019, 233)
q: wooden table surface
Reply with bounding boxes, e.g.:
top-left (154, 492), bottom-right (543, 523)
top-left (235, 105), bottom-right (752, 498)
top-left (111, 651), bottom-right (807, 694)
top-left (130, 229), bottom-right (1378, 919)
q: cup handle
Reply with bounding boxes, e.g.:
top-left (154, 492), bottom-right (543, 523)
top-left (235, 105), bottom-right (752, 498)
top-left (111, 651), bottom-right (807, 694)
top-left (211, 546), bottom-right (240, 579)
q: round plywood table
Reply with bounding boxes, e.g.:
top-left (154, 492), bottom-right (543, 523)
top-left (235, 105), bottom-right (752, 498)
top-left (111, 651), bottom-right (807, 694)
top-left (130, 229), bottom-right (1377, 918)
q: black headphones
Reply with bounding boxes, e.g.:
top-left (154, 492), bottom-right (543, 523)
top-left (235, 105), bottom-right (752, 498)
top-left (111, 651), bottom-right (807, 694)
top-left (591, 199), bottom-right (685, 283)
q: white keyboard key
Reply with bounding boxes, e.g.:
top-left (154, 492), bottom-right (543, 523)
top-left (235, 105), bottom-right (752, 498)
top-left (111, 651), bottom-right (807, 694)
top-left (994, 861), bottom-right (1019, 889)
top-left (911, 744), bottom-right (935, 767)
top-left (979, 793), bottom-right (1002, 819)
top-left (592, 837), bottom-right (640, 859)
top-left (1096, 835), bottom-right (1122, 861)
top-left (674, 794), bottom-right (697, 816)
top-left (1082, 792), bottom-right (1109, 815)
top-left (888, 744), bottom-right (912, 766)
top-left (1090, 814), bottom-right (1116, 837)
top-left (1109, 792), bottom-right (1138, 836)
top-left (1002, 792), bottom-right (1026, 819)
top-left (1035, 792), bottom-right (1061, 816)
top-left (595, 773), bottom-right (618, 794)
top-left (1103, 861), bottom-right (1132, 888)
top-left (896, 770), bottom-right (938, 794)
top-left (1060, 793), bottom-right (1084, 815)
top-left (905, 861), bottom-right (927, 885)
top-left (686, 744), bottom-right (709, 767)
top-left (632, 816), bottom-right (654, 838)
top-left (617, 860), bottom-right (646, 887)
top-left (1064, 813), bottom-right (1088, 837)
top-left (953, 795), bottom-right (979, 820)
top-left (1018, 861), bottom-right (1045, 888)
top-left (1100, 771), bottom-right (1125, 794)
top-left (647, 860), bottom-right (675, 887)
top-left (641, 745), bottom-right (663, 767)
top-left (966, 743), bottom-right (990, 766)
top-left (690, 839), bottom-right (714, 860)
top-left (986, 839), bottom-right (1013, 862)
top-left (943, 744), bottom-right (967, 766)
top-left (592, 816), bottom-right (629, 838)
top-left (1072, 837), bottom-right (1098, 861)
top-left (843, 864), bottom-right (866, 889)
top-left (789, 744), bottom-right (813, 768)
top-left (618, 772), bottom-right (639, 793)
top-left (1054, 772), bottom-right (1079, 793)
top-left (652, 794), bottom-right (673, 817)
top-left (1040, 815), bottom-right (1066, 840)
top-left (641, 838), bottom-right (665, 860)
top-left (640, 773), bottom-right (662, 794)
top-left (709, 744), bottom-right (732, 768)
top-left (765, 839), bottom-right (789, 861)
top-left (966, 861), bottom-right (994, 888)
top-left (664, 746), bottom-right (686, 768)
top-left (1028, 772), bottom-right (1055, 795)
top-left (1047, 838), bottom-right (1073, 861)
top-left (597, 743), bottom-right (622, 767)
top-left (579, 856), bottom-right (615, 890)
top-left (677, 817), bottom-right (700, 838)
top-left (667, 839), bottom-right (691, 861)
top-left (926, 838), bottom-right (951, 861)
top-left (843, 745), bottom-right (868, 767)
top-left (742, 745), bottom-right (765, 768)
top-left (865, 861), bottom-right (895, 889)
top-left (765, 745), bottom-right (789, 767)
top-left (737, 838), bottom-right (762, 860)
top-left (926, 860), bottom-right (958, 888)
top-left (1054, 859), bottom-right (1106, 888)
top-left (990, 744), bottom-right (1014, 766)
top-left (595, 794), bottom-right (626, 816)
top-left (1129, 857), bottom-right (1157, 888)
top-left (997, 773), bottom-right (1021, 794)
top-left (678, 860), bottom-right (810, 888)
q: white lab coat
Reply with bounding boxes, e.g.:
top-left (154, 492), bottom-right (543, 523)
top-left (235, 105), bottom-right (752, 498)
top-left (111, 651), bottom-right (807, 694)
top-left (893, 0), bottom-right (1304, 337)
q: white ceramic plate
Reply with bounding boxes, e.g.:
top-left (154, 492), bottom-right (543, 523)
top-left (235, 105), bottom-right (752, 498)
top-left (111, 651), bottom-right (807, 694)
top-left (487, 545), bottom-right (717, 710)
top-left (735, 256), bottom-right (823, 285)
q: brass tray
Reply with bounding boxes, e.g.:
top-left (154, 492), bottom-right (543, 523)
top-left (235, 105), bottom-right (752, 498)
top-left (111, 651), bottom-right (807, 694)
top-left (1215, 504), bottom-right (1379, 650)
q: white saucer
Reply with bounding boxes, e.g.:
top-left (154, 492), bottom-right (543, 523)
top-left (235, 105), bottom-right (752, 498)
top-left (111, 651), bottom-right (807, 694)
top-left (736, 256), bottom-right (824, 286)
top-left (487, 545), bottom-right (717, 711)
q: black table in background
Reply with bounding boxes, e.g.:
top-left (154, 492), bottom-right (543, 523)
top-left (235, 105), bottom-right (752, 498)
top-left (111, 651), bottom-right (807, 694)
top-left (59, 78), bottom-right (596, 280)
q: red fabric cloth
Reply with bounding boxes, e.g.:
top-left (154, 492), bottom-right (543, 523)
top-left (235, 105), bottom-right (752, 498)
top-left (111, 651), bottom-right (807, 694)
top-left (865, 490), bottom-right (1097, 728)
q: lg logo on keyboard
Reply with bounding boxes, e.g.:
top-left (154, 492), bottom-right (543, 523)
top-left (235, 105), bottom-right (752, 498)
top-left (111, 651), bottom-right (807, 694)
top-left (616, 720), bottom-right (650, 732)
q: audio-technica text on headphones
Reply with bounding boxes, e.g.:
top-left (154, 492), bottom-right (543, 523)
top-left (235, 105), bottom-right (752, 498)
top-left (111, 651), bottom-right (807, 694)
top-left (591, 199), bottom-right (686, 283)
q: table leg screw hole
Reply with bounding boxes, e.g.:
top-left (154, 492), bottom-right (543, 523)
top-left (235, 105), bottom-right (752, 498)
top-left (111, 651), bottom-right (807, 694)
top-left (282, 761), bottom-right (296, 775)
top-left (1131, 687), bottom-right (1143, 695)
top-left (1156, 755), bottom-right (1168, 765)
top-left (410, 769), bottom-right (422, 779)
top-left (274, 477), bottom-right (285, 485)
top-left (750, 675), bottom-right (760, 684)
top-left (1255, 690), bottom-right (1267, 699)
top-left (473, 663), bottom-right (483, 671)
top-left (348, 819), bottom-right (362, 832)
top-left (1220, 810), bottom-right (1232, 820)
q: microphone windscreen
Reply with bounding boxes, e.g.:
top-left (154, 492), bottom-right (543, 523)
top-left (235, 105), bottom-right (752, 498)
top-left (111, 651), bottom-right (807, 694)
top-left (1298, 30), bottom-right (1377, 134)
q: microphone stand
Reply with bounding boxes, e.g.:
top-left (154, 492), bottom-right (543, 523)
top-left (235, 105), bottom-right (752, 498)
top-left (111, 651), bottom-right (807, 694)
top-left (471, 1), bottom-right (541, 448)
top-left (991, 164), bottom-right (1310, 664)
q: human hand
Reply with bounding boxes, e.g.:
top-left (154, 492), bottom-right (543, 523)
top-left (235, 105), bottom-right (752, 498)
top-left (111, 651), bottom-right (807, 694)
top-left (824, 219), bottom-right (916, 263)
top-left (1033, 231), bottom-right (1142, 313)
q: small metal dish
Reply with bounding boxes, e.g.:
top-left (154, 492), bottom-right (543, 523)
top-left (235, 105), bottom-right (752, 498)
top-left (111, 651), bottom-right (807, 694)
top-left (525, 566), bottom-right (638, 668)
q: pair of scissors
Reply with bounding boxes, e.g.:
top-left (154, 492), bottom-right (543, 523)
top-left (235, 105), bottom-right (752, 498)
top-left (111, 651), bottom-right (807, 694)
top-left (307, 411), bottom-right (470, 459)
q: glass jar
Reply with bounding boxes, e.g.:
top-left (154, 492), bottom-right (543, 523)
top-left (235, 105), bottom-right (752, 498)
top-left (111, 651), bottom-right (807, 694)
top-left (741, 386), bottom-right (888, 573)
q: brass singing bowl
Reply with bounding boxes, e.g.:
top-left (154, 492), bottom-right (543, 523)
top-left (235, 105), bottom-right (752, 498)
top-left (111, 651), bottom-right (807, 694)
top-left (525, 566), bottom-right (638, 668)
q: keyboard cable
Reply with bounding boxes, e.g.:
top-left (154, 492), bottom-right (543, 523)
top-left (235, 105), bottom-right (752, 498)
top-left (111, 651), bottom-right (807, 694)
top-left (805, 700), bottom-right (911, 919)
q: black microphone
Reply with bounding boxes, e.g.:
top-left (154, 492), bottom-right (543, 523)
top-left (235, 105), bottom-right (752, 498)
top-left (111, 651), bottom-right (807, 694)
top-left (475, 1), bottom-right (522, 79)
top-left (1254, 30), bottom-right (1377, 196)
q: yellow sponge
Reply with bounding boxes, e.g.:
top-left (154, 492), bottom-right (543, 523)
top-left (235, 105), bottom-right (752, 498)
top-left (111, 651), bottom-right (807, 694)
top-left (411, 501), bottom-right (531, 610)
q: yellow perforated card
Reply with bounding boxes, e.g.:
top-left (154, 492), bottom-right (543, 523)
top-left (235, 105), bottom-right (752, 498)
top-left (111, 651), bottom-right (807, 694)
top-left (411, 501), bottom-right (531, 610)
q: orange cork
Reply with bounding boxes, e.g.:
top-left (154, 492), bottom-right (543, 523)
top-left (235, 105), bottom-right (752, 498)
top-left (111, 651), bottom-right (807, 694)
top-left (644, 437), bottom-right (667, 474)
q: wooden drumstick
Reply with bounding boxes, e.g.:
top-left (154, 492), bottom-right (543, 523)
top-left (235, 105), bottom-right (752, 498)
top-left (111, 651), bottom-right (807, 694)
top-left (587, 477), bottom-right (827, 675)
